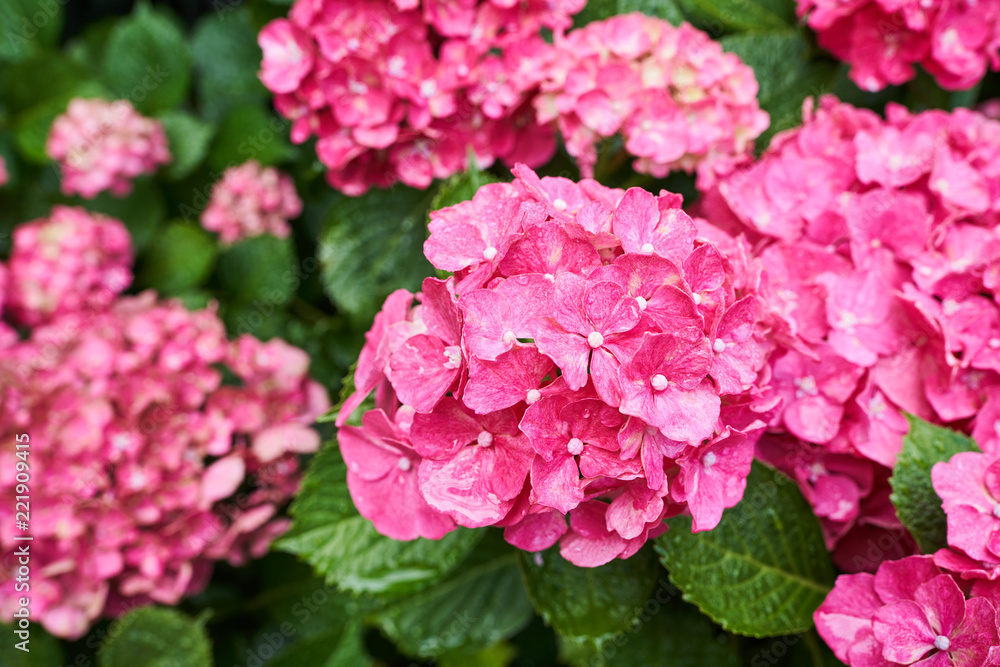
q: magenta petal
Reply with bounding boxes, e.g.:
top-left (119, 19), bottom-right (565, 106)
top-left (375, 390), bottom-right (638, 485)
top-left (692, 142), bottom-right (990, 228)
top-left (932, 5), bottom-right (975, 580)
top-left (530, 455), bottom-right (584, 514)
top-left (388, 334), bottom-right (460, 413)
top-left (613, 187), bottom-right (660, 252)
top-left (949, 597), bottom-right (1000, 664)
top-left (504, 510), bottom-right (568, 552)
top-left (410, 397), bottom-right (481, 458)
top-left (874, 554), bottom-right (941, 604)
top-left (946, 505), bottom-right (1000, 562)
top-left (417, 447), bottom-right (513, 528)
top-left (605, 483), bottom-right (663, 540)
top-left (914, 575), bottom-right (967, 638)
top-left (338, 410), bottom-right (407, 481)
top-left (420, 277), bottom-right (461, 344)
top-left (872, 600), bottom-right (936, 664)
top-left (463, 343), bottom-right (554, 414)
top-left (814, 573), bottom-right (882, 665)
top-left (348, 467), bottom-right (455, 541)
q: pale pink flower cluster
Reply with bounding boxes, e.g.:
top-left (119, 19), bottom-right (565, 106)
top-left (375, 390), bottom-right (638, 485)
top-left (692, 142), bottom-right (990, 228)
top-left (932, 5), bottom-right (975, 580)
top-left (0, 213), bottom-right (329, 640)
top-left (816, 555), bottom-right (1000, 667)
top-left (5, 206), bottom-right (133, 327)
top-left (798, 0), bottom-right (1000, 92)
top-left (201, 161), bottom-right (303, 244)
top-left (258, 0), bottom-right (581, 195)
top-left (336, 164), bottom-right (774, 567)
top-left (46, 98), bottom-right (171, 199)
top-left (702, 95), bottom-right (1000, 572)
top-left (535, 13), bottom-right (769, 188)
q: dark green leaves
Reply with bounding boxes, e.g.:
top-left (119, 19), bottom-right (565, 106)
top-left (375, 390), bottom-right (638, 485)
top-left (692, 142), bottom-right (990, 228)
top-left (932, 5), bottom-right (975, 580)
top-left (275, 443), bottom-right (482, 595)
top-left (573, 0), bottom-right (685, 27)
top-left (890, 415), bottom-right (980, 553)
top-left (0, 0), bottom-right (65, 62)
top-left (519, 546), bottom-right (659, 640)
top-left (318, 186), bottom-right (435, 324)
top-left (656, 462), bottom-right (834, 637)
top-left (0, 624), bottom-right (63, 666)
top-left (190, 8), bottom-right (269, 122)
top-left (375, 535), bottom-right (534, 658)
top-left (100, 4), bottom-right (192, 114)
top-left (208, 105), bottom-right (293, 171)
top-left (214, 234), bottom-right (298, 307)
top-left (135, 221), bottom-right (218, 295)
top-left (157, 110), bottom-right (214, 180)
top-left (98, 607), bottom-right (212, 667)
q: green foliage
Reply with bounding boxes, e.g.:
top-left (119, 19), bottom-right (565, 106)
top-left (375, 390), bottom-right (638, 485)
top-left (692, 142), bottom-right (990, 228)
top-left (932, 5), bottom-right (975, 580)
top-left (275, 443), bottom-right (483, 595)
top-left (191, 8), bottom-right (269, 122)
top-left (157, 110), bottom-right (215, 180)
top-left (673, 0), bottom-right (794, 35)
top-left (656, 462), bottom-right (834, 637)
top-left (100, 4), bottom-right (192, 114)
top-left (98, 607), bottom-right (213, 667)
top-left (374, 533), bottom-right (535, 658)
top-left (519, 546), bottom-right (658, 641)
top-left (83, 179), bottom-right (167, 252)
top-left (318, 186), bottom-right (435, 324)
top-left (890, 415), bottom-right (980, 553)
top-left (135, 220), bottom-right (218, 295)
top-left (430, 165), bottom-right (500, 214)
top-left (208, 105), bottom-right (293, 171)
top-left (573, 0), bottom-right (685, 26)
top-left (0, 624), bottom-right (63, 666)
top-left (0, 0), bottom-right (65, 62)
top-left (214, 234), bottom-right (298, 307)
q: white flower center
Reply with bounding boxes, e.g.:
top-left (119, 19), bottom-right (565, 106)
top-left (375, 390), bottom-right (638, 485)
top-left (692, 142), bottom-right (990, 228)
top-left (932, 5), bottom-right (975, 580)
top-left (588, 331), bottom-right (604, 348)
top-left (713, 339), bottom-right (726, 353)
top-left (526, 389), bottom-right (541, 405)
top-left (553, 198), bottom-right (567, 211)
top-left (502, 330), bottom-right (517, 345)
top-left (650, 374), bottom-right (668, 391)
top-left (398, 457), bottom-right (412, 471)
top-left (567, 438), bottom-right (584, 455)
top-left (477, 431), bottom-right (494, 447)
top-left (692, 293), bottom-right (702, 305)
top-left (483, 246), bottom-right (498, 261)
top-left (934, 635), bottom-right (951, 651)
top-left (990, 338), bottom-right (1000, 349)
top-left (419, 79), bottom-right (437, 98)
top-left (443, 345), bottom-right (462, 369)
top-left (993, 503), bottom-right (1000, 519)
top-left (794, 376), bottom-right (818, 399)
top-left (636, 296), bottom-right (647, 311)
top-left (703, 452), bottom-right (717, 468)
top-left (640, 242), bottom-right (655, 254)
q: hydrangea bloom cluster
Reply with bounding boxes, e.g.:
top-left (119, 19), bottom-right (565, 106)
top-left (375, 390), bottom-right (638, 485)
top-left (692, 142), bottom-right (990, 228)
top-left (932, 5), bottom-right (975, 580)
top-left (4, 206), bottom-right (133, 327)
top-left (46, 98), bottom-right (171, 198)
top-left (815, 555), bottom-right (1000, 666)
top-left (701, 95), bottom-right (1000, 571)
top-left (258, 0), bottom-right (582, 195)
top-left (0, 215), bottom-right (329, 640)
top-left (933, 449), bottom-right (1000, 580)
top-left (797, 0), bottom-right (1000, 92)
top-left (200, 161), bottom-right (303, 244)
top-left (336, 164), bottom-right (774, 567)
top-left (535, 13), bottom-right (769, 188)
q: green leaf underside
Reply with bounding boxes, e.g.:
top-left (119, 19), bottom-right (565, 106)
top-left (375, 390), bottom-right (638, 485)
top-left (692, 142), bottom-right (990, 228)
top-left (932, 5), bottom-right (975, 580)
top-left (656, 461), bottom-right (834, 637)
top-left (519, 546), bottom-right (659, 639)
top-left (274, 444), bottom-right (481, 595)
top-left (98, 607), bottom-right (212, 667)
top-left (890, 415), bottom-right (980, 553)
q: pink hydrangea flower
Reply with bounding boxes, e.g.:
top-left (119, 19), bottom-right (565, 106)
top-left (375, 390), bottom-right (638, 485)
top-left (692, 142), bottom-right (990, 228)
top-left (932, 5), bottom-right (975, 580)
top-left (200, 161), bottom-right (302, 244)
top-left (706, 97), bottom-right (1000, 566)
top-left (816, 555), bottom-right (1000, 667)
top-left (0, 155), bottom-right (8, 187)
top-left (258, 0), bottom-right (577, 194)
top-left (0, 292), bottom-right (328, 639)
top-left (534, 13), bottom-right (769, 188)
top-left (46, 98), bottom-right (170, 198)
top-left (932, 450), bottom-right (1000, 580)
top-left (5, 206), bottom-right (132, 327)
top-left (798, 0), bottom-right (1000, 91)
top-left (336, 164), bottom-right (773, 566)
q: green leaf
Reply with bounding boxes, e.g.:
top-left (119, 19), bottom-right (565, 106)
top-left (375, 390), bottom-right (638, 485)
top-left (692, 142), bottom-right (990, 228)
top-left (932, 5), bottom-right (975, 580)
top-left (191, 8), bottom-right (269, 122)
top-left (158, 110), bottom-right (214, 180)
top-left (135, 221), bottom-right (218, 295)
top-left (558, 596), bottom-right (741, 667)
top-left (673, 0), bottom-right (793, 35)
top-left (720, 30), bottom-right (838, 146)
top-left (519, 545), bottom-right (659, 640)
top-left (100, 5), bottom-right (192, 114)
top-left (430, 167), bottom-right (500, 216)
top-left (375, 534), bottom-right (534, 658)
top-left (439, 642), bottom-right (519, 667)
top-left (275, 443), bottom-right (483, 595)
top-left (319, 186), bottom-right (436, 324)
top-left (655, 461), bottom-right (834, 638)
top-left (81, 179), bottom-right (167, 252)
top-left (98, 607), bottom-right (212, 667)
top-left (890, 415), bottom-right (980, 553)
top-left (0, 623), bottom-right (63, 666)
top-left (214, 234), bottom-right (298, 306)
top-left (0, 0), bottom-right (64, 62)
top-left (208, 105), bottom-right (293, 172)
top-left (573, 0), bottom-right (684, 26)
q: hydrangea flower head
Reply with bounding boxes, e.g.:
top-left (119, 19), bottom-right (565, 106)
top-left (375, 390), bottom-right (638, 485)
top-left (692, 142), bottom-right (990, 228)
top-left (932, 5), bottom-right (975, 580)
top-left (535, 13), bottom-right (769, 188)
top-left (5, 206), bottom-right (133, 327)
top-left (336, 164), bottom-right (774, 566)
top-left (707, 97), bottom-right (1000, 569)
top-left (200, 161), bottom-right (302, 244)
top-left (46, 98), bottom-right (170, 198)
top-left (257, 0), bottom-right (579, 194)
top-left (797, 0), bottom-right (1000, 92)
top-left (0, 293), bottom-right (328, 639)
